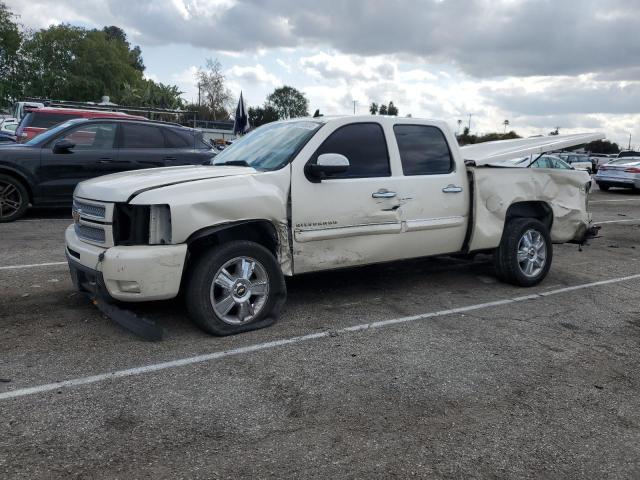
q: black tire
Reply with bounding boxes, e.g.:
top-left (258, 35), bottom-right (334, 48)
top-left (0, 173), bottom-right (28, 223)
top-left (185, 241), bottom-right (287, 335)
top-left (598, 183), bottom-right (610, 191)
top-left (494, 218), bottom-right (553, 287)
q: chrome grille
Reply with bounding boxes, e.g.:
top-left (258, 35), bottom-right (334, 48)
top-left (75, 223), bottom-right (106, 243)
top-left (73, 200), bottom-right (106, 220)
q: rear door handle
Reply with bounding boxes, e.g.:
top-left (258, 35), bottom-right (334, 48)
top-left (372, 189), bottom-right (397, 198)
top-left (442, 184), bottom-right (463, 193)
top-left (164, 156), bottom-right (177, 161)
top-left (98, 158), bottom-right (113, 163)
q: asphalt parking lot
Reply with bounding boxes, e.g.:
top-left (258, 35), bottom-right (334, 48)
top-left (1, 187), bottom-right (640, 479)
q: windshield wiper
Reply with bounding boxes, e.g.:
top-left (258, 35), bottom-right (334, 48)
top-left (216, 160), bottom-right (251, 167)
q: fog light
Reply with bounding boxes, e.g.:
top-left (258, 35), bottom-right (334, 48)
top-left (118, 280), bottom-right (141, 293)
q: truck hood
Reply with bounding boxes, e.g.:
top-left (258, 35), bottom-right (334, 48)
top-left (74, 165), bottom-right (256, 202)
top-left (461, 133), bottom-right (605, 165)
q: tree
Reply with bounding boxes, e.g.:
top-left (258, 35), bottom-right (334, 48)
top-left (457, 119), bottom-right (462, 132)
top-left (369, 102), bottom-right (378, 115)
top-left (387, 101), bottom-right (398, 116)
top-left (266, 85), bottom-right (309, 119)
top-left (378, 104), bottom-right (388, 115)
top-left (503, 119), bottom-right (509, 133)
top-left (196, 58), bottom-right (233, 120)
top-left (103, 26), bottom-right (144, 73)
top-left (0, 1), bottom-right (22, 108)
top-left (248, 105), bottom-right (279, 128)
top-left (586, 139), bottom-right (620, 154)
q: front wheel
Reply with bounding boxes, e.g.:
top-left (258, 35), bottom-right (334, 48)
top-left (494, 218), bottom-right (553, 287)
top-left (0, 174), bottom-right (28, 222)
top-left (185, 241), bottom-right (287, 335)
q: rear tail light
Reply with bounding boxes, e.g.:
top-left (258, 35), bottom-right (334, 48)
top-left (624, 167), bottom-right (640, 173)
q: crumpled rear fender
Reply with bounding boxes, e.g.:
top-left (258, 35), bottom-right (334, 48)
top-left (468, 168), bottom-right (592, 251)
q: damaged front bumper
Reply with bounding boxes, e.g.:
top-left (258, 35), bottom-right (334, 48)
top-left (65, 224), bottom-right (188, 340)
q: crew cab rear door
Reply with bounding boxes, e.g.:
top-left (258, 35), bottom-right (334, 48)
top-left (389, 121), bottom-right (469, 254)
top-left (291, 120), bottom-right (405, 273)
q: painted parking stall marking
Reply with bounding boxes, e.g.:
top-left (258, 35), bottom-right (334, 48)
top-left (2, 272), bottom-right (640, 401)
top-left (0, 261), bottom-right (67, 271)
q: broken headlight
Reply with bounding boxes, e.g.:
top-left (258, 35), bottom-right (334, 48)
top-left (113, 204), bottom-right (172, 245)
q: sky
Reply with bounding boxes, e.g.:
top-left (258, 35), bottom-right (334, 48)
top-left (7, 0), bottom-right (640, 147)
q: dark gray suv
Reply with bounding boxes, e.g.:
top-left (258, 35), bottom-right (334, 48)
top-left (0, 118), bottom-right (216, 222)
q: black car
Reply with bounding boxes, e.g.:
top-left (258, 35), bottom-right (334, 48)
top-left (0, 118), bottom-right (217, 222)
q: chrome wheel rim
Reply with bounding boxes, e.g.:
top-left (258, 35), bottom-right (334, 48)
top-left (210, 256), bottom-right (269, 325)
top-left (517, 229), bottom-right (547, 278)
top-left (0, 180), bottom-right (22, 219)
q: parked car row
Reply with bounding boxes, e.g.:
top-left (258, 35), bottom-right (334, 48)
top-left (0, 117), bottom-right (217, 222)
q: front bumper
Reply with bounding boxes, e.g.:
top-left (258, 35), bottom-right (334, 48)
top-left (65, 225), bottom-right (187, 302)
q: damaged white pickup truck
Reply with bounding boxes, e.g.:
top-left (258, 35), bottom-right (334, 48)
top-left (65, 116), bottom-right (602, 337)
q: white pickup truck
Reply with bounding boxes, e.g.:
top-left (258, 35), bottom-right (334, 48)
top-left (66, 116), bottom-right (602, 337)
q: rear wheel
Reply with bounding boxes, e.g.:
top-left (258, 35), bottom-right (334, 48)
top-left (0, 174), bottom-right (28, 223)
top-left (185, 241), bottom-right (287, 335)
top-left (495, 218), bottom-right (552, 287)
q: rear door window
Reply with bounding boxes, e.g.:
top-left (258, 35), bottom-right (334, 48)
top-left (312, 123), bottom-right (390, 178)
top-left (393, 125), bottom-right (453, 175)
top-left (28, 112), bottom-right (74, 129)
top-left (121, 124), bottom-right (165, 148)
top-left (163, 128), bottom-right (193, 148)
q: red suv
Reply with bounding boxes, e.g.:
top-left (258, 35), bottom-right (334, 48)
top-left (15, 108), bottom-right (146, 142)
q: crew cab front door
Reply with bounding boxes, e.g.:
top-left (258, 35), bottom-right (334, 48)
top-left (291, 122), bottom-right (405, 273)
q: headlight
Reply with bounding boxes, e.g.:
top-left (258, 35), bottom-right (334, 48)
top-left (113, 204), bottom-right (172, 245)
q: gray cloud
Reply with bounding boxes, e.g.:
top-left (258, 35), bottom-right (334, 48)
top-left (10, 0), bottom-right (640, 79)
top-left (485, 82), bottom-right (640, 116)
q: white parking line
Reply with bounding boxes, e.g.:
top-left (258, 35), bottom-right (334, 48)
top-left (16, 218), bottom-right (71, 223)
top-left (0, 261), bottom-right (67, 271)
top-left (2, 272), bottom-right (640, 401)
top-left (591, 198), bottom-right (640, 204)
top-left (596, 218), bottom-right (640, 224)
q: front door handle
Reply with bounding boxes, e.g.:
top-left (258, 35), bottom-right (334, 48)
top-left (372, 189), bottom-right (397, 199)
top-left (98, 158), bottom-right (113, 163)
top-left (442, 184), bottom-right (463, 193)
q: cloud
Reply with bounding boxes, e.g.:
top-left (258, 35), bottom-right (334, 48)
top-left (11, 0), bottom-right (640, 80)
top-left (226, 64), bottom-right (281, 87)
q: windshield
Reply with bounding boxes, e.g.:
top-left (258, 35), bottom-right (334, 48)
top-left (212, 121), bottom-right (323, 170)
top-left (24, 120), bottom-right (82, 146)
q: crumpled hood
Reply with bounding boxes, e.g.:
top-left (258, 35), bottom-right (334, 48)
top-left (74, 165), bottom-right (256, 202)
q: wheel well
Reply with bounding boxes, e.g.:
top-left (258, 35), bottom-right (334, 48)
top-left (0, 168), bottom-right (32, 203)
top-left (186, 220), bottom-right (279, 258)
top-left (505, 201), bottom-right (553, 231)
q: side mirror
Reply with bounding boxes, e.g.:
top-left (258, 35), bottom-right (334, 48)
top-left (53, 139), bottom-right (75, 153)
top-left (306, 153), bottom-right (350, 181)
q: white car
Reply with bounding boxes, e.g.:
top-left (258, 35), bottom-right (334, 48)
top-left (595, 157), bottom-right (640, 191)
top-left (65, 117), bottom-right (600, 337)
top-left (558, 153), bottom-right (593, 173)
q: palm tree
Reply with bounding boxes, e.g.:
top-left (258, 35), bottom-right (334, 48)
top-left (503, 119), bottom-right (510, 133)
top-left (457, 119), bottom-right (462, 133)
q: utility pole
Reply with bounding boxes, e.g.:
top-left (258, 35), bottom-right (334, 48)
top-left (353, 100), bottom-right (357, 115)
top-left (197, 82), bottom-right (202, 107)
top-left (629, 133), bottom-right (632, 150)
top-left (467, 113), bottom-right (473, 132)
